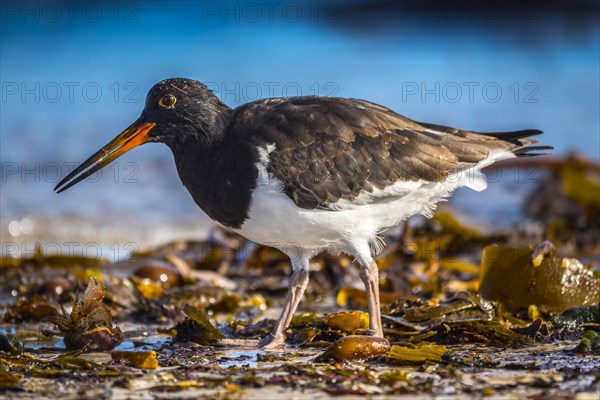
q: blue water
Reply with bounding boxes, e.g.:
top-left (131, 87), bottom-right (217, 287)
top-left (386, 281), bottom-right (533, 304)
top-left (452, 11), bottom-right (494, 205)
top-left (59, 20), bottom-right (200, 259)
top-left (1, 1), bottom-right (598, 257)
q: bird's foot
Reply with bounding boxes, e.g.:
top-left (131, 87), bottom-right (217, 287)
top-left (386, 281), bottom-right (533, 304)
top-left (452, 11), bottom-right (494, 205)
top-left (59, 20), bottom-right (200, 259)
top-left (216, 338), bottom-right (260, 348)
top-left (258, 333), bottom-right (286, 349)
top-left (365, 328), bottom-right (384, 338)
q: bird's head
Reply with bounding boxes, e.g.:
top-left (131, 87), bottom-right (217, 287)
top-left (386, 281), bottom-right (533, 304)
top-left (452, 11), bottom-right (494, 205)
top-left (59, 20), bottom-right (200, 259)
top-left (54, 78), bottom-right (230, 193)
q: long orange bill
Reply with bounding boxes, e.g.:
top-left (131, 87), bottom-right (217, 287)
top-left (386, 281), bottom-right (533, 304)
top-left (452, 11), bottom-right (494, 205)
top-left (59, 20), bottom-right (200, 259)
top-left (54, 119), bottom-right (156, 193)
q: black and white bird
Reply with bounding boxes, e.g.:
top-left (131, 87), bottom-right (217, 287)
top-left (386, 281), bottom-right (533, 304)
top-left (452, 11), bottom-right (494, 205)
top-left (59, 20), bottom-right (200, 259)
top-left (55, 78), bottom-right (551, 348)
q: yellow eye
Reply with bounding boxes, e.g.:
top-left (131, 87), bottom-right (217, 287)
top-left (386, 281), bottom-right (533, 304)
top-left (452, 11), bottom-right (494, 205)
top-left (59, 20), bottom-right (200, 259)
top-left (159, 94), bottom-right (176, 108)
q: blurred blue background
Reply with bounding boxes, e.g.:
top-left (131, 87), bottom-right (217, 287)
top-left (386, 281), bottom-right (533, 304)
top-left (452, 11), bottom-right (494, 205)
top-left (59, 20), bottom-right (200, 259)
top-left (1, 1), bottom-right (598, 258)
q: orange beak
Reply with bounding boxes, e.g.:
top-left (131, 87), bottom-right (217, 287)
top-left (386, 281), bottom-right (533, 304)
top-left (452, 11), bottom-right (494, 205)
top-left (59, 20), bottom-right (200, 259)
top-left (54, 119), bottom-right (156, 193)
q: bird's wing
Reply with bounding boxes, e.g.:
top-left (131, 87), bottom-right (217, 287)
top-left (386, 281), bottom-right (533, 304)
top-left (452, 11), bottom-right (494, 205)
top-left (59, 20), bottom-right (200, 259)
top-left (229, 96), bottom-right (546, 210)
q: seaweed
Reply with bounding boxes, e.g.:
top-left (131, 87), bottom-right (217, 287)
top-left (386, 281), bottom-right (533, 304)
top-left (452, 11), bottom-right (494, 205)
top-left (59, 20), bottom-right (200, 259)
top-left (315, 336), bottom-right (391, 362)
top-left (0, 370), bottom-right (23, 390)
top-left (172, 305), bottom-right (224, 345)
top-left (0, 334), bottom-right (23, 355)
top-left (479, 243), bottom-right (600, 312)
top-left (388, 343), bottom-right (448, 363)
top-left (552, 304), bottom-right (600, 328)
top-left (111, 350), bottom-right (159, 369)
top-left (410, 320), bottom-right (532, 347)
top-left (1, 157), bottom-right (599, 397)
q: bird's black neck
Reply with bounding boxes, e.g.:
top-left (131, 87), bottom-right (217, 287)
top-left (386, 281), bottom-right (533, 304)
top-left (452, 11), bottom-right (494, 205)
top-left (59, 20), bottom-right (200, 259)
top-left (167, 115), bottom-right (259, 229)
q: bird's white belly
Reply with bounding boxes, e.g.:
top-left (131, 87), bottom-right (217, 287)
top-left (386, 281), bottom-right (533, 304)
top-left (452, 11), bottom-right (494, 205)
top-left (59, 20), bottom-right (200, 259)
top-left (234, 170), bottom-right (451, 256)
top-left (236, 150), bottom-right (515, 257)
top-left (234, 178), bottom-right (354, 255)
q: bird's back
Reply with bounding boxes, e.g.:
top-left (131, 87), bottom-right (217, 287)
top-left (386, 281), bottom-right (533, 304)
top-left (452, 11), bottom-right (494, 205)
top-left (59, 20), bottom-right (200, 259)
top-left (228, 96), bottom-right (549, 211)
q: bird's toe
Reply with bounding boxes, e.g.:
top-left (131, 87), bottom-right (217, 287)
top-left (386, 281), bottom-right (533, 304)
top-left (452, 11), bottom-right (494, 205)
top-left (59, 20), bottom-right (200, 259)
top-left (258, 333), bottom-right (286, 349)
top-left (366, 328), bottom-right (384, 338)
top-left (216, 338), bottom-right (261, 348)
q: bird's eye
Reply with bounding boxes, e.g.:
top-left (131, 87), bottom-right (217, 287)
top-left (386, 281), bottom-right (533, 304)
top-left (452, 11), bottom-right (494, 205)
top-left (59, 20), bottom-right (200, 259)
top-left (159, 94), bottom-right (177, 108)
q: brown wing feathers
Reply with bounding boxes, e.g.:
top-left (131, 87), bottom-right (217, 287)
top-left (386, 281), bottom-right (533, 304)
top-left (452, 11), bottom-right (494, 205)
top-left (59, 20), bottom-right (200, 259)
top-left (230, 97), bottom-right (549, 209)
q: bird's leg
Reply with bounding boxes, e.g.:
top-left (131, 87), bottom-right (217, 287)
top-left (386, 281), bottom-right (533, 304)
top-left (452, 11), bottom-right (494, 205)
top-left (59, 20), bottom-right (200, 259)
top-left (359, 260), bottom-right (383, 337)
top-left (259, 266), bottom-right (309, 349)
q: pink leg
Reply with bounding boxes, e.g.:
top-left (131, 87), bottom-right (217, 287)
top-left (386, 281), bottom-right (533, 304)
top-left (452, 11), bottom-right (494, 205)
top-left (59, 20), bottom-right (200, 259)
top-left (259, 267), bottom-right (309, 348)
top-left (359, 260), bottom-right (383, 337)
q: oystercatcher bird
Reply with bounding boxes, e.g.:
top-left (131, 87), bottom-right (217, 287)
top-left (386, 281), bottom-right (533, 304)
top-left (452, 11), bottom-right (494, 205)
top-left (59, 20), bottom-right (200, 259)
top-left (55, 78), bottom-right (550, 348)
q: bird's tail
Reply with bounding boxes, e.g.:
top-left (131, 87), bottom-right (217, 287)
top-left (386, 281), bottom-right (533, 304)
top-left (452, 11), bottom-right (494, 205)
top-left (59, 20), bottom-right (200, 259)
top-left (475, 129), bottom-right (553, 157)
top-left (417, 121), bottom-right (553, 159)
